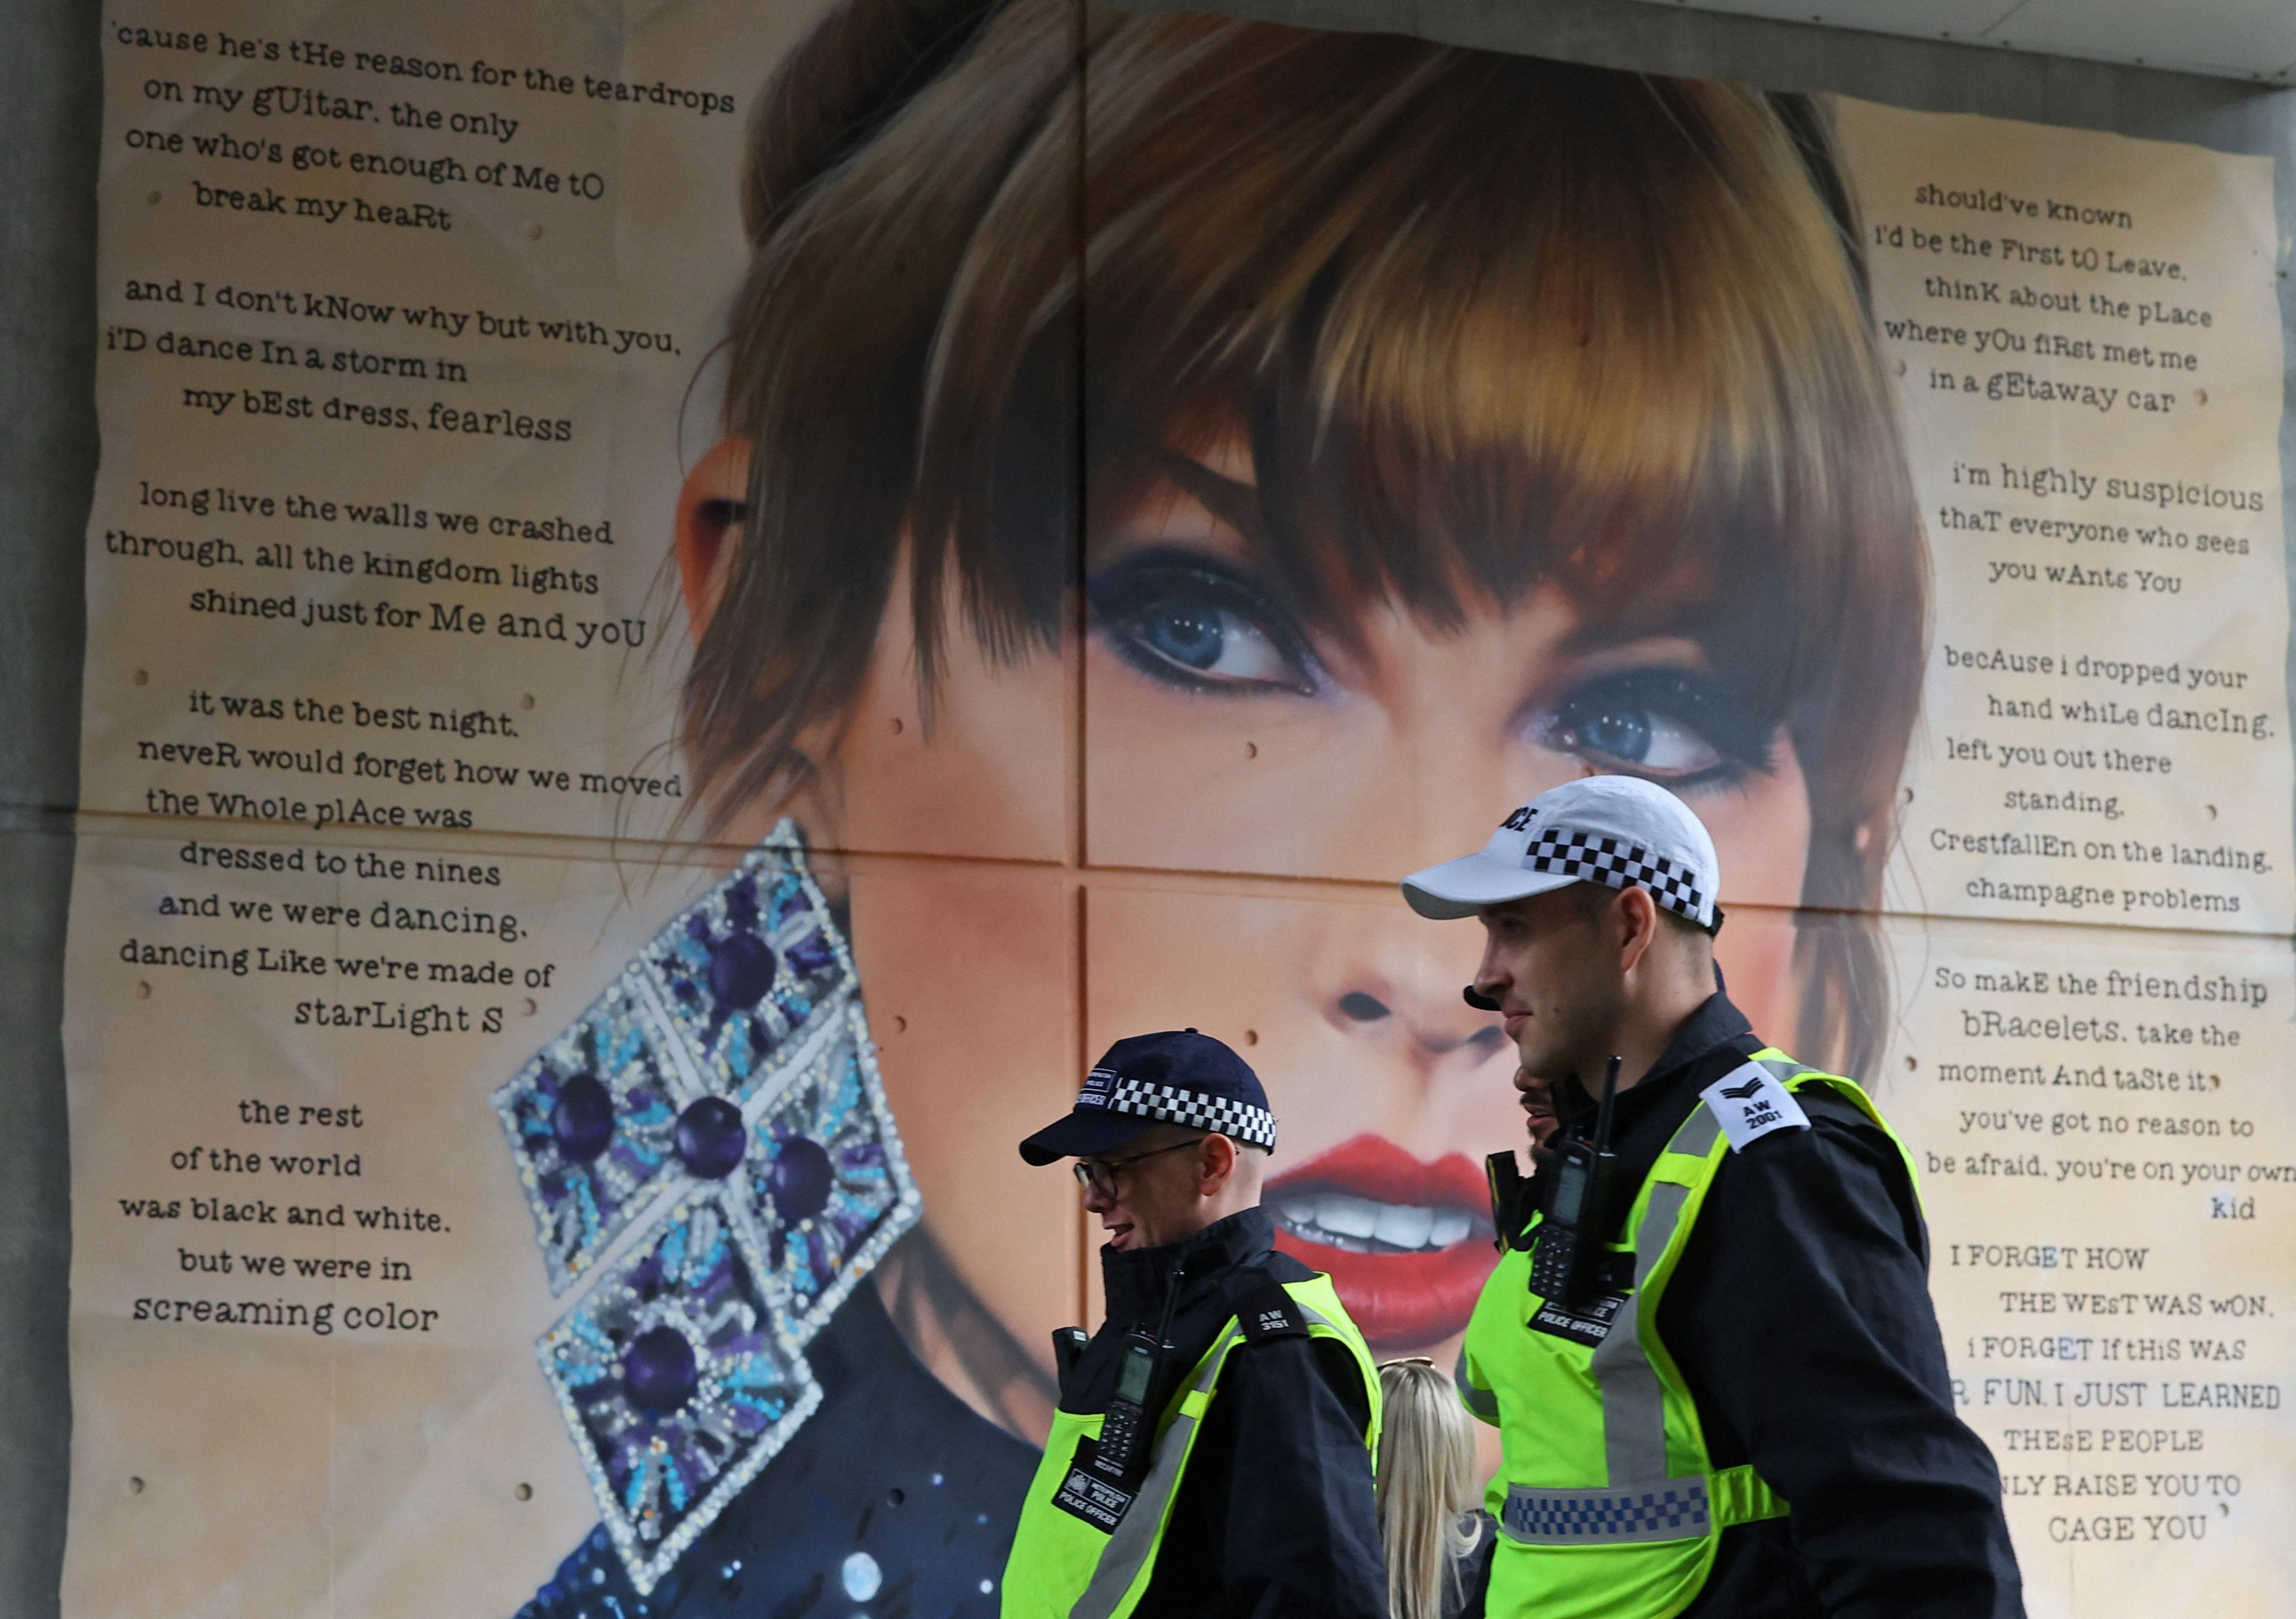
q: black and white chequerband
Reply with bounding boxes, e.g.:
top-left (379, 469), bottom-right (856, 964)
top-left (1093, 1078), bottom-right (1278, 1151)
top-left (1526, 829), bottom-right (1712, 927)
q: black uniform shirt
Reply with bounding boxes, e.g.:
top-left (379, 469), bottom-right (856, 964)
top-left (1543, 995), bottom-right (2025, 1619)
top-left (1064, 1206), bottom-right (1387, 1619)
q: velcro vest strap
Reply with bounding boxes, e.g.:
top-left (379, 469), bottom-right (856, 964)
top-left (1709, 1464), bottom-right (1789, 1528)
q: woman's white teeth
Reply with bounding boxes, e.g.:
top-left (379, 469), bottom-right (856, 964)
top-left (1278, 1192), bottom-right (1477, 1254)
top-left (1319, 1196), bottom-right (1379, 1240)
top-left (1375, 1202), bottom-right (1434, 1251)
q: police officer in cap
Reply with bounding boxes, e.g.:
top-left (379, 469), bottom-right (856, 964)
top-left (1403, 775), bottom-right (2023, 1619)
top-left (999, 1030), bottom-right (1387, 1619)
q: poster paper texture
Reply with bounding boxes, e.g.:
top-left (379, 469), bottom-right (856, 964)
top-left (66, 5), bottom-right (2292, 1615)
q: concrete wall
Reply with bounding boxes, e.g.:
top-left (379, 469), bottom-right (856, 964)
top-left (1, 2), bottom-right (97, 1615)
top-left (0, 1), bottom-right (2286, 1612)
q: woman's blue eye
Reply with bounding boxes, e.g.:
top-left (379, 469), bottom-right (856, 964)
top-left (1544, 670), bottom-right (1773, 784)
top-left (1570, 704), bottom-right (1657, 765)
top-left (1087, 557), bottom-right (1320, 697)
top-left (1138, 604), bottom-right (1228, 670)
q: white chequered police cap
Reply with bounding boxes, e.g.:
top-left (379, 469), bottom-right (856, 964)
top-left (1400, 775), bottom-right (1720, 930)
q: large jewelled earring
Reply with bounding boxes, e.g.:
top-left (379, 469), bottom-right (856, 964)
top-left (493, 820), bottom-right (920, 1595)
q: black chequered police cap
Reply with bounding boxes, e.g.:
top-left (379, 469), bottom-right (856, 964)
top-left (1018, 1029), bottom-right (1277, 1165)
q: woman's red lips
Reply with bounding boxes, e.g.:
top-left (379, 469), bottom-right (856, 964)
top-left (1267, 1135), bottom-right (1497, 1349)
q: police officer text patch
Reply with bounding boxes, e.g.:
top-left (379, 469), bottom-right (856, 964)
top-left (1699, 1062), bottom-right (1809, 1151)
top-left (1051, 1437), bottom-right (1137, 1532)
top-left (1527, 1288), bottom-right (1628, 1349)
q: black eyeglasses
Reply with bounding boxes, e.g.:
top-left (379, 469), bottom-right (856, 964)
top-left (1072, 1138), bottom-right (1203, 1200)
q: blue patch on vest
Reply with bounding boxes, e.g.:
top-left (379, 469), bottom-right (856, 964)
top-left (1503, 1480), bottom-right (1712, 1541)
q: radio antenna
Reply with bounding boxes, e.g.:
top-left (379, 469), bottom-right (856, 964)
top-left (1155, 1260), bottom-right (1187, 1346)
top-left (1592, 1055), bottom-right (1622, 1154)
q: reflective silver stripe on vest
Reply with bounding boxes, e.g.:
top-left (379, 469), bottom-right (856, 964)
top-left (1455, 1347), bottom-right (1500, 1423)
top-left (1548, 1101), bottom-right (1721, 1538)
top-left (1070, 1300), bottom-right (1338, 1619)
top-left (1669, 1104), bottom-right (1723, 1159)
top-left (1757, 1055), bottom-right (1805, 1087)
top-left (1501, 1476), bottom-right (1714, 1544)
top-left (1585, 1181), bottom-right (1674, 1487)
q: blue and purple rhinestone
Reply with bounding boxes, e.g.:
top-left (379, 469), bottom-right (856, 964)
top-left (499, 823), bottom-right (919, 1595)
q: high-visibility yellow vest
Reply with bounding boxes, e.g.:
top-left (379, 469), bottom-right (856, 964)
top-left (1001, 1272), bottom-right (1379, 1619)
top-left (1457, 1050), bottom-right (1922, 1619)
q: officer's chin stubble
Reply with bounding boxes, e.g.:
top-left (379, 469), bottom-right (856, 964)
top-left (1513, 1068), bottom-right (1561, 1162)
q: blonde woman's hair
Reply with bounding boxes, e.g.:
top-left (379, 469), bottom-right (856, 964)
top-left (1376, 1358), bottom-right (1482, 1619)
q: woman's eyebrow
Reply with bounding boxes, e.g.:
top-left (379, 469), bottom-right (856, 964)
top-left (1139, 443), bottom-right (1268, 548)
top-left (1557, 594), bottom-right (1738, 662)
top-left (1556, 625), bottom-right (1712, 665)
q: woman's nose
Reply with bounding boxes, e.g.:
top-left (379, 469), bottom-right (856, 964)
top-left (1323, 929), bottom-right (1507, 1068)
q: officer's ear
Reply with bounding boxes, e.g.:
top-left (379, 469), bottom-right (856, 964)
top-left (1613, 885), bottom-right (1662, 977)
top-left (1196, 1133), bottom-right (1239, 1198)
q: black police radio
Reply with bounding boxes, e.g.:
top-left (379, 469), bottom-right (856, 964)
top-left (1529, 1055), bottom-right (1624, 1308)
top-left (1460, 985), bottom-right (1629, 1305)
top-left (1084, 1261), bottom-right (1188, 1486)
top-left (1092, 1329), bottom-right (1163, 1482)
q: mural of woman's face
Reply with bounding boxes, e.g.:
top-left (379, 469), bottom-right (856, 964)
top-left (677, 430), bottom-right (1813, 1382)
